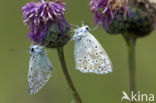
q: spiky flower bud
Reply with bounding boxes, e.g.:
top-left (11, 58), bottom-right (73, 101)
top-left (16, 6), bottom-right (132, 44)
top-left (90, 0), bottom-right (154, 38)
top-left (136, 0), bottom-right (156, 29)
top-left (90, 0), bottom-right (129, 30)
top-left (125, 7), bottom-right (153, 37)
top-left (22, 0), bottom-right (70, 48)
top-left (106, 7), bottom-right (153, 37)
top-left (106, 8), bottom-right (128, 34)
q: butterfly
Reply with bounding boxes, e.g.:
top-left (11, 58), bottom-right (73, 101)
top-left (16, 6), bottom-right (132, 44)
top-left (72, 25), bottom-right (113, 74)
top-left (28, 45), bottom-right (53, 95)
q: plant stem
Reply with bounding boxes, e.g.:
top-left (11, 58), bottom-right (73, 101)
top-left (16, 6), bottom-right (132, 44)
top-left (127, 37), bottom-right (136, 95)
top-left (127, 37), bottom-right (137, 103)
top-left (57, 47), bottom-right (82, 103)
top-left (122, 33), bottom-right (137, 103)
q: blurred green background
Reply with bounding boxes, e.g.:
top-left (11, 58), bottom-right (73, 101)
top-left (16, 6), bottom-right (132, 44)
top-left (0, 0), bottom-right (156, 103)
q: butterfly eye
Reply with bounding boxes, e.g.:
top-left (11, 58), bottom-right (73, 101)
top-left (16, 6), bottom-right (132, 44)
top-left (31, 48), bottom-right (34, 53)
top-left (85, 27), bottom-right (90, 31)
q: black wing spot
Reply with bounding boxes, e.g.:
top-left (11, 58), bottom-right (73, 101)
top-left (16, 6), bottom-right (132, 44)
top-left (99, 52), bottom-right (102, 54)
top-left (34, 60), bottom-right (36, 62)
top-left (79, 59), bottom-right (82, 61)
top-left (87, 39), bottom-right (91, 42)
top-left (29, 75), bottom-right (31, 78)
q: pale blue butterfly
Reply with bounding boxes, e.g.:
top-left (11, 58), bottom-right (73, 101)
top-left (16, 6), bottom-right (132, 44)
top-left (28, 45), bottom-right (53, 95)
top-left (73, 25), bottom-right (113, 74)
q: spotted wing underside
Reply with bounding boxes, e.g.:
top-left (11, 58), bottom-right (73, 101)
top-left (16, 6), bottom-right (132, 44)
top-left (74, 32), bottom-right (113, 74)
top-left (28, 54), bottom-right (52, 95)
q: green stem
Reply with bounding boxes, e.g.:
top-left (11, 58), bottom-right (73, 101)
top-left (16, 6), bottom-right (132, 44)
top-left (57, 47), bottom-right (82, 103)
top-left (127, 37), bottom-right (136, 95)
top-left (122, 33), bottom-right (137, 103)
top-left (127, 37), bottom-right (137, 103)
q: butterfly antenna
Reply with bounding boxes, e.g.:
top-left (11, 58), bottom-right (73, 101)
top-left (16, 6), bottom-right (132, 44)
top-left (42, 43), bottom-right (49, 47)
top-left (70, 24), bottom-right (79, 28)
top-left (70, 29), bottom-right (77, 33)
top-left (82, 20), bottom-right (84, 26)
top-left (8, 48), bottom-right (29, 54)
top-left (90, 26), bottom-right (98, 31)
top-left (30, 43), bottom-right (34, 46)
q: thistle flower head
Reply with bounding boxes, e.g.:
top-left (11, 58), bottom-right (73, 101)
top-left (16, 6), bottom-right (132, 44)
top-left (137, 0), bottom-right (156, 29)
top-left (22, 0), bottom-right (70, 48)
top-left (90, 0), bottom-right (129, 29)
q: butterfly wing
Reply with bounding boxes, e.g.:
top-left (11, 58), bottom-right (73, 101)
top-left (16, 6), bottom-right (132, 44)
top-left (28, 53), bottom-right (52, 95)
top-left (74, 32), bottom-right (112, 74)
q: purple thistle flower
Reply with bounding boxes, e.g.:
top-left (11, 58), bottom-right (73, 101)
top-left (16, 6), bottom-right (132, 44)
top-left (22, 0), bottom-right (70, 44)
top-left (90, 0), bottom-right (129, 29)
